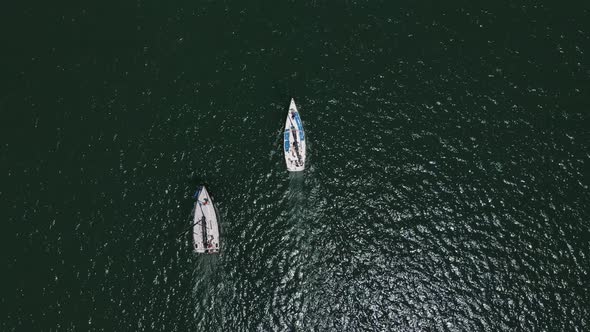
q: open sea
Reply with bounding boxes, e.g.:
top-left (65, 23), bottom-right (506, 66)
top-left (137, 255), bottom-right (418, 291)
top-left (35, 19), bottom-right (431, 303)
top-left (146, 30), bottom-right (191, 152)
top-left (2, 2), bottom-right (589, 331)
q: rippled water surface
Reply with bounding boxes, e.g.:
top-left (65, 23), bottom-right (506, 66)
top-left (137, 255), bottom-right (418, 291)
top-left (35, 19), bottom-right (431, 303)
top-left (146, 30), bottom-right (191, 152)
top-left (3, 2), bottom-right (589, 331)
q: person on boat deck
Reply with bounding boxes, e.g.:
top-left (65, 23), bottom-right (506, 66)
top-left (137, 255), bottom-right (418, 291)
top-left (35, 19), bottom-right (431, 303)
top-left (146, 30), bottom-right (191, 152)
top-left (202, 197), bottom-right (209, 205)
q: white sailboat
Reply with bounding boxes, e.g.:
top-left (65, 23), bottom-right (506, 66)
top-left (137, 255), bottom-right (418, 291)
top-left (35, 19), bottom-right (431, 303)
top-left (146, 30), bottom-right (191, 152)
top-left (283, 98), bottom-right (306, 172)
top-left (192, 185), bottom-right (220, 254)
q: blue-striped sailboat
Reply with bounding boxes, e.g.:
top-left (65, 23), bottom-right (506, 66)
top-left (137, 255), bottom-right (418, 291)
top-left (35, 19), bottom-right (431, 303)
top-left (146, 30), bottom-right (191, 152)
top-left (283, 98), bottom-right (306, 172)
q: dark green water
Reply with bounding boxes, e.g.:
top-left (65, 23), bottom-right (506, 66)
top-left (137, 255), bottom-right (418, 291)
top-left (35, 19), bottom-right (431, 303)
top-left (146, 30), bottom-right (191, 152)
top-left (2, 2), bottom-right (589, 331)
